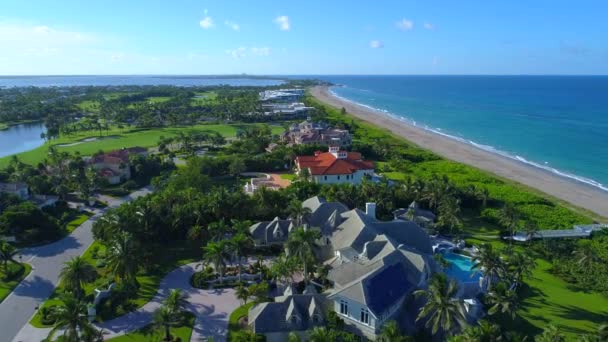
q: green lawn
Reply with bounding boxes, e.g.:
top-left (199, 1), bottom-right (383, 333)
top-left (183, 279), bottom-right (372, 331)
top-left (228, 302), bottom-right (254, 341)
top-left (76, 100), bottom-right (101, 113)
top-left (30, 240), bottom-right (200, 327)
top-left (279, 173), bottom-right (296, 181)
top-left (516, 259), bottom-right (608, 337)
top-left (146, 96), bottom-right (171, 103)
top-left (191, 91), bottom-right (218, 106)
top-left (0, 262), bottom-right (32, 303)
top-left (0, 123), bottom-right (284, 167)
top-left (65, 212), bottom-right (93, 233)
top-left (106, 312), bottom-right (195, 342)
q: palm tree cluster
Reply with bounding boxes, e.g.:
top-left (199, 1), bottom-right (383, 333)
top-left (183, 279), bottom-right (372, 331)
top-left (46, 294), bottom-right (103, 342)
top-left (415, 274), bottom-right (468, 336)
top-left (472, 244), bottom-right (536, 321)
top-left (0, 240), bottom-right (17, 275)
top-left (153, 289), bottom-right (189, 341)
top-left (202, 222), bottom-right (254, 284)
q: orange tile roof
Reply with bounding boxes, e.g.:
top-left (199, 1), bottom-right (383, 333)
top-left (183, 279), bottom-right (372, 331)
top-left (296, 151), bottom-right (374, 175)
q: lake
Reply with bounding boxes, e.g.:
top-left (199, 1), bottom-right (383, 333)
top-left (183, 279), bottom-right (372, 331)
top-left (0, 123), bottom-right (46, 158)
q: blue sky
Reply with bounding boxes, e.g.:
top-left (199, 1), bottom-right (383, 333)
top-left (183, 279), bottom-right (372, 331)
top-left (0, 0), bottom-right (606, 75)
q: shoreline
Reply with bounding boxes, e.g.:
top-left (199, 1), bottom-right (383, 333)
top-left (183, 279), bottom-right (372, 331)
top-left (311, 85), bottom-right (608, 219)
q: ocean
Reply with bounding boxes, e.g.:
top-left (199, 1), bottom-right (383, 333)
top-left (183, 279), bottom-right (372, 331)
top-left (314, 76), bottom-right (608, 192)
top-left (0, 75), bottom-right (283, 88)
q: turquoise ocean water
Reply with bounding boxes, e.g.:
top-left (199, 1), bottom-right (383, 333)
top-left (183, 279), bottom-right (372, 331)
top-left (315, 76), bottom-right (608, 192)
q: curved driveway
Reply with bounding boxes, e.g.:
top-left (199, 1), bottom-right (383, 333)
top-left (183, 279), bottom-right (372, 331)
top-left (1, 188), bottom-right (152, 342)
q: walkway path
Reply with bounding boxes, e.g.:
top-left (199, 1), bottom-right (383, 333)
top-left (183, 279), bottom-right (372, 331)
top-left (2, 187), bottom-right (152, 342)
top-left (11, 262), bottom-right (242, 342)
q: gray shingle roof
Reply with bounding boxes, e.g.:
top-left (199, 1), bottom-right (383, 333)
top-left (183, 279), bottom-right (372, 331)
top-left (249, 294), bottom-right (330, 334)
top-left (303, 196), bottom-right (348, 228)
top-left (249, 217), bottom-right (295, 244)
top-left (330, 209), bottom-right (433, 255)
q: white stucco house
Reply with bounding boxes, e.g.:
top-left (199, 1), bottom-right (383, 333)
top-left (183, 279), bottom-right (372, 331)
top-left (295, 146), bottom-right (374, 184)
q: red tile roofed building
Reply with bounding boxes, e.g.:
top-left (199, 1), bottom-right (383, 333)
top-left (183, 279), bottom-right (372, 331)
top-left (295, 146), bottom-right (374, 184)
top-left (88, 147), bottom-right (148, 185)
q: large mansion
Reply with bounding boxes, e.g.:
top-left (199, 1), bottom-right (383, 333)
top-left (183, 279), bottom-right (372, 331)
top-left (249, 196), bottom-right (443, 340)
top-left (295, 146), bottom-right (374, 185)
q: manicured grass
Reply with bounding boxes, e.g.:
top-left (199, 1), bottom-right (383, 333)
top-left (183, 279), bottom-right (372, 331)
top-left (65, 212), bottom-right (93, 233)
top-left (191, 91), bottom-right (218, 106)
top-left (106, 312), bottom-right (195, 342)
top-left (0, 262), bottom-right (32, 303)
top-left (76, 100), bottom-right (101, 113)
top-left (146, 96), bottom-right (171, 103)
top-left (30, 240), bottom-right (200, 327)
top-left (279, 173), bottom-right (297, 181)
top-left (0, 123), bottom-right (284, 168)
top-left (519, 259), bottom-right (608, 337)
top-left (228, 302), bottom-right (254, 341)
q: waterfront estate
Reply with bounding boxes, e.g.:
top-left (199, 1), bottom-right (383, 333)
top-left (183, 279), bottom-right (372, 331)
top-left (281, 119), bottom-right (352, 147)
top-left (295, 146), bottom-right (374, 184)
top-left (249, 196), bottom-right (481, 340)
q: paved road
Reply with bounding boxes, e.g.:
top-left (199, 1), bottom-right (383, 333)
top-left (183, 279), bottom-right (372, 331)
top-left (12, 262), bottom-right (242, 342)
top-left (1, 187), bottom-right (152, 342)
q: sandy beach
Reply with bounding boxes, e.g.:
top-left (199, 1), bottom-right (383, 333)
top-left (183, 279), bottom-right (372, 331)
top-left (311, 86), bottom-right (608, 219)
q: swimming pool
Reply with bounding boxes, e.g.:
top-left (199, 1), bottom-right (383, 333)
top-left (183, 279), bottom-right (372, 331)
top-left (441, 252), bottom-right (482, 284)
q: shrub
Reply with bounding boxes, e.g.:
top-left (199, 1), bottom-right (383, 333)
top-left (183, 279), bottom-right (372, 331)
top-left (40, 305), bottom-right (57, 325)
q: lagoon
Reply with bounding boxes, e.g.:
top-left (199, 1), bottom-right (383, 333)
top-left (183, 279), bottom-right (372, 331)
top-left (0, 123), bottom-right (46, 158)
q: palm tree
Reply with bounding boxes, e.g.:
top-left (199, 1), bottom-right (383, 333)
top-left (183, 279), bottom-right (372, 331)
top-left (0, 241), bottom-right (16, 273)
top-left (476, 187), bottom-right (490, 208)
top-left (47, 294), bottom-right (98, 342)
top-left (573, 240), bottom-right (599, 269)
top-left (203, 241), bottom-right (230, 284)
top-left (486, 281), bottom-right (520, 320)
top-left (506, 251), bottom-right (536, 285)
top-left (598, 324), bottom-right (608, 341)
top-left (59, 256), bottom-right (97, 299)
top-left (164, 289), bottom-right (188, 314)
top-left (287, 199), bottom-right (312, 226)
top-left (307, 327), bottom-right (337, 342)
top-left (153, 305), bottom-right (179, 342)
top-left (270, 254), bottom-right (298, 290)
top-left (472, 244), bottom-right (505, 291)
top-left (285, 227), bottom-right (321, 283)
top-left (522, 221), bottom-right (539, 243)
top-left (288, 332), bottom-right (301, 342)
top-left (235, 285), bottom-right (250, 304)
top-left (208, 220), bottom-right (229, 242)
top-left (456, 320), bottom-right (501, 342)
top-left (378, 320), bottom-right (407, 342)
top-left (414, 274), bottom-right (467, 336)
top-left (498, 203), bottom-right (519, 249)
top-left (535, 325), bottom-right (566, 342)
top-left (106, 231), bottom-right (140, 287)
top-left (438, 196), bottom-right (461, 235)
top-left (229, 233), bottom-right (253, 281)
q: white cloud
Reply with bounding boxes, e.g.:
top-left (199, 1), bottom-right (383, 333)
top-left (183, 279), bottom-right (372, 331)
top-left (251, 47), bottom-right (270, 56)
top-left (226, 46), bottom-right (271, 59)
top-left (424, 22), bottom-right (434, 30)
top-left (396, 18), bottom-right (414, 31)
top-left (274, 15), bottom-right (290, 31)
top-left (110, 53), bottom-right (125, 62)
top-left (199, 10), bottom-right (214, 29)
top-left (225, 20), bottom-right (240, 31)
top-left (227, 47), bottom-right (247, 59)
top-left (370, 40), bottom-right (384, 48)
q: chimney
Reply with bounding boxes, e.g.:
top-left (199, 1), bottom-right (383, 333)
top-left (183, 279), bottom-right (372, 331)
top-left (365, 202), bottom-right (376, 220)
